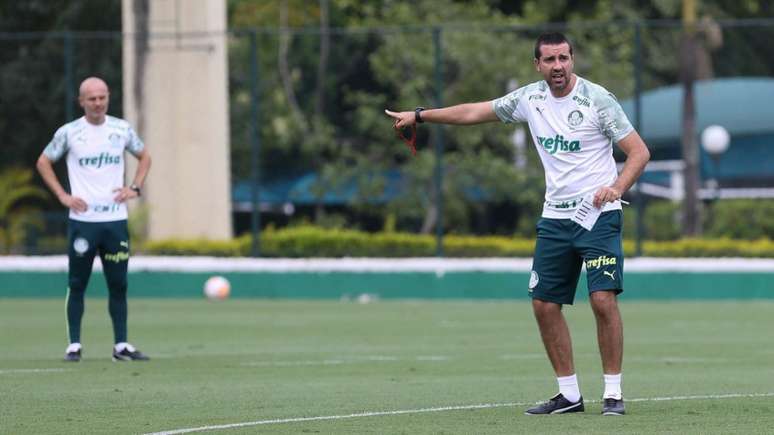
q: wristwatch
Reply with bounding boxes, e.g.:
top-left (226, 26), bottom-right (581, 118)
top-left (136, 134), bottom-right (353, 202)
top-left (130, 184), bottom-right (141, 196)
top-left (415, 107), bottom-right (425, 124)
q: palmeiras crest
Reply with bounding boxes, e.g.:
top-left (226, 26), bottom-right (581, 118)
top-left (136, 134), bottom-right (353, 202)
top-left (567, 110), bottom-right (584, 127)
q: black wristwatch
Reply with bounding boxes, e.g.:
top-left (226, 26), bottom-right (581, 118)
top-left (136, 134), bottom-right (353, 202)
top-left (130, 184), bottom-right (141, 196)
top-left (415, 107), bottom-right (425, 124)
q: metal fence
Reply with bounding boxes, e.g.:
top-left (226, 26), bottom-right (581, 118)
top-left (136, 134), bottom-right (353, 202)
top-left (2, 19), bottom-right (774, 255)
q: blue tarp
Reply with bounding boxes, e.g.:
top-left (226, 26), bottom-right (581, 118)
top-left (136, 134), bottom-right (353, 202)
top-left (233, 170), bottom-right (407, 206)
top-left (620, 77), bottom-right (774, 183)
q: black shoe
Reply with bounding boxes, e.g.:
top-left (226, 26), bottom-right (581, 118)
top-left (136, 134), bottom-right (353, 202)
top-left (112, 346), bottom-right (150, 361)
top-left (64, 349), bottom-right (81, 362)
top-left (602, 397), bottom-right (625, 415)
top-left (525, 393), bottom-right (584, 415)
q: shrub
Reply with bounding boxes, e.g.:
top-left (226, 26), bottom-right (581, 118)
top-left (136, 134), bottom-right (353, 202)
top-left (143, 225), bottom-right (774, 258)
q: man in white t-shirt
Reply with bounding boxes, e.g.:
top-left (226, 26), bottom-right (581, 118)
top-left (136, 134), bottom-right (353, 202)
top-left (36, 77), bottom-right (152, 362)
top-left (386, 33), bottom-right (650, 416)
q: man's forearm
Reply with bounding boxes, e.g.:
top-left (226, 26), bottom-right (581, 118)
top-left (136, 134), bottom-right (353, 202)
top-left (612, 148), bottom-right (649, 195)
top-left (420, 101), bottom-right (499, 125)
top-left (131, 152), bottom-right (152, 188)
top-left (36, 155), bottom-right (67, 200)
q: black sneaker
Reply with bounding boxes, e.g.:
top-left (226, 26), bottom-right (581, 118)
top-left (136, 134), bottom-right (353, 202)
top-left (112, 345), bottom-right (150, 361)
top-left (64, 349), bottom-right (81, 362)
top-left (525, 393), bottom-right (584, 415)
top-left (602, 397), bottom-right (625, 415)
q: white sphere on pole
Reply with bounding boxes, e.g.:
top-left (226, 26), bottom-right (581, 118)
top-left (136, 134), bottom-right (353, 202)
top-left (701, 125), bottom-right (730, 156)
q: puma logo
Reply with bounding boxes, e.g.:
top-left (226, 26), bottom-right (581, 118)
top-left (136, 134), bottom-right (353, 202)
top-left (120, 241), bottom-right (129, 249)
top-left (603, 270), bottom-right (616, 280)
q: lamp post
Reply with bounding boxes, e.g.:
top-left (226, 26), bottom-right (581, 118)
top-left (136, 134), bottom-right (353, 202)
top-left (700, 125), bottom-right (730, 200)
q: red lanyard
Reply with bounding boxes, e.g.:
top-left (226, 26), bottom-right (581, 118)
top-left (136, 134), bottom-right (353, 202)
top-left (394, 124), bottom-right (417, 156)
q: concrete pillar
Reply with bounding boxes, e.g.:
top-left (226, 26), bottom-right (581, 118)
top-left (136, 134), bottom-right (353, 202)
top-left (122, 0), bottom-right (232, 240)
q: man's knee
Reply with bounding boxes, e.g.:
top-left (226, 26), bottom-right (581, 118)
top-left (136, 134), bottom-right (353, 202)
top-left (532, 298), bottom-right (562, 318)
top-left (590, 291), bottom-right (619, 316)
top-left (591, 290), bottom-right (617, 303)
top-left (68, 277), bottom-right (88, 294)
top-left (103, 265), bottom-right (128, 294)
top-left (106, 280), bottom-right (127, 295)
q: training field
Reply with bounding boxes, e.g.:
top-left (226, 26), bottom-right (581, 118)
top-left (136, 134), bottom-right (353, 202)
top-left (2, 298), bottom-right (774, 434)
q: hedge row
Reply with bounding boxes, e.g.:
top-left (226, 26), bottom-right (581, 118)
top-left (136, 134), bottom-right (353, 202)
top-left (142, 226), bottom-right (774, 258)
top-left (631, 238), bottom-right (774, 258)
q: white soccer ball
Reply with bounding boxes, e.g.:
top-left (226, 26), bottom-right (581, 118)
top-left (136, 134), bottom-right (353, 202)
top-left (203, 276), bottom-right (231, 301)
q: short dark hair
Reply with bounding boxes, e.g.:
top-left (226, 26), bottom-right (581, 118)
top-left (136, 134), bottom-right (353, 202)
top-left (534, 32), bottom-right (573, 60)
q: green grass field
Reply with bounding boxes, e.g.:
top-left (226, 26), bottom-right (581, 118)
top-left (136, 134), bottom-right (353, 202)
top-left (2, 298), bottom-right (774, 434)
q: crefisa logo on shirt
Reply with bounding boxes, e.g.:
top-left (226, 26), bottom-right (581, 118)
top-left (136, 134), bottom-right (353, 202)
top-left (536, 134), bottom-right (582, 155)
top-left (77, 152), bottom-right (121, 168)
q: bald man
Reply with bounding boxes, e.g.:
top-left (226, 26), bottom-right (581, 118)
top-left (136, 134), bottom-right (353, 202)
top-left (37, 77), bottom-right (152, 362)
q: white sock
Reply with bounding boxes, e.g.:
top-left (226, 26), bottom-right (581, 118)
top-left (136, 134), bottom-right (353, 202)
top-left (557, 374), bottom-right (581, 403)
top-left (114, 342), bottom-right (137, 352)
top-left (603, 373), bottom-right (622, 399)
top-left (66, 342), bottom-right (82, 353)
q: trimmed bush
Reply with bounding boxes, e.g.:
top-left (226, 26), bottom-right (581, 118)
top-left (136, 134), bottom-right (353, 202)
top-left (143, 238), bottom-right (244, 257)
top-left (705, 200), bottom-right (774, 240)
top-left (641, 238), bottom-right (774, 258)
top-left (143, 225), bottom-right (774, 258)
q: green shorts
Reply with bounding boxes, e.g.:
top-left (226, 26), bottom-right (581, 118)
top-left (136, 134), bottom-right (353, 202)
top-left (528, 210), bottom-right (623, 305)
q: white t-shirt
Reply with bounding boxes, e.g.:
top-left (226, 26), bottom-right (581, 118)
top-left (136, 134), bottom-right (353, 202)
top-left (43, 116), bottom-right (145, 222)
top-left (492, 76), bottom-right (634, 218)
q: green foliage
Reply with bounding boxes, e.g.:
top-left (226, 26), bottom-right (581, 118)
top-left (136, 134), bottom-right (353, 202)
top-left (143, 225), bottom-right (774, 258)
top-left (34, 235), bottom-right (68, 254)
top-left (622, 199), bottom-right (682, 241)
top-left (143, 237), bottom-right (246, 257)
top-left (127, 203), bottom-right (150, 250)
top-left (7, 1), bottom-right (774, 241)
top-left (145, 225), bottom-right (535, 257)
top-left (260, 226), bottom-right (428, 257)
top-left (623, 199), bottom-right (774, 241)
top-left (633, 238), bottom-right (774, 258)
top-left (443, 234), bottom-right (535, 257)
top-left (704, 199), bottom-right (774, 240)
top-left (0, 168), bottom-right (49, 253)
top-left (227, 0), bottom-right (547, 234)
top-left (0, 1), bottom-right (123, 187)
top-left (0, 209), bottom-right (46, 254)
top-left (357, 1), bottom-right (546, 234)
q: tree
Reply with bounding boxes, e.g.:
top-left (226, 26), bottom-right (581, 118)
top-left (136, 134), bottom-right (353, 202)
top-left (0, 0), bottom-right (122, 210)
top-left (0, 167), bottom-right (50, 253)
top-left (224, 0), bottom-right (774, 235)
top-left (228, 0), bottom-right (549, 233)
